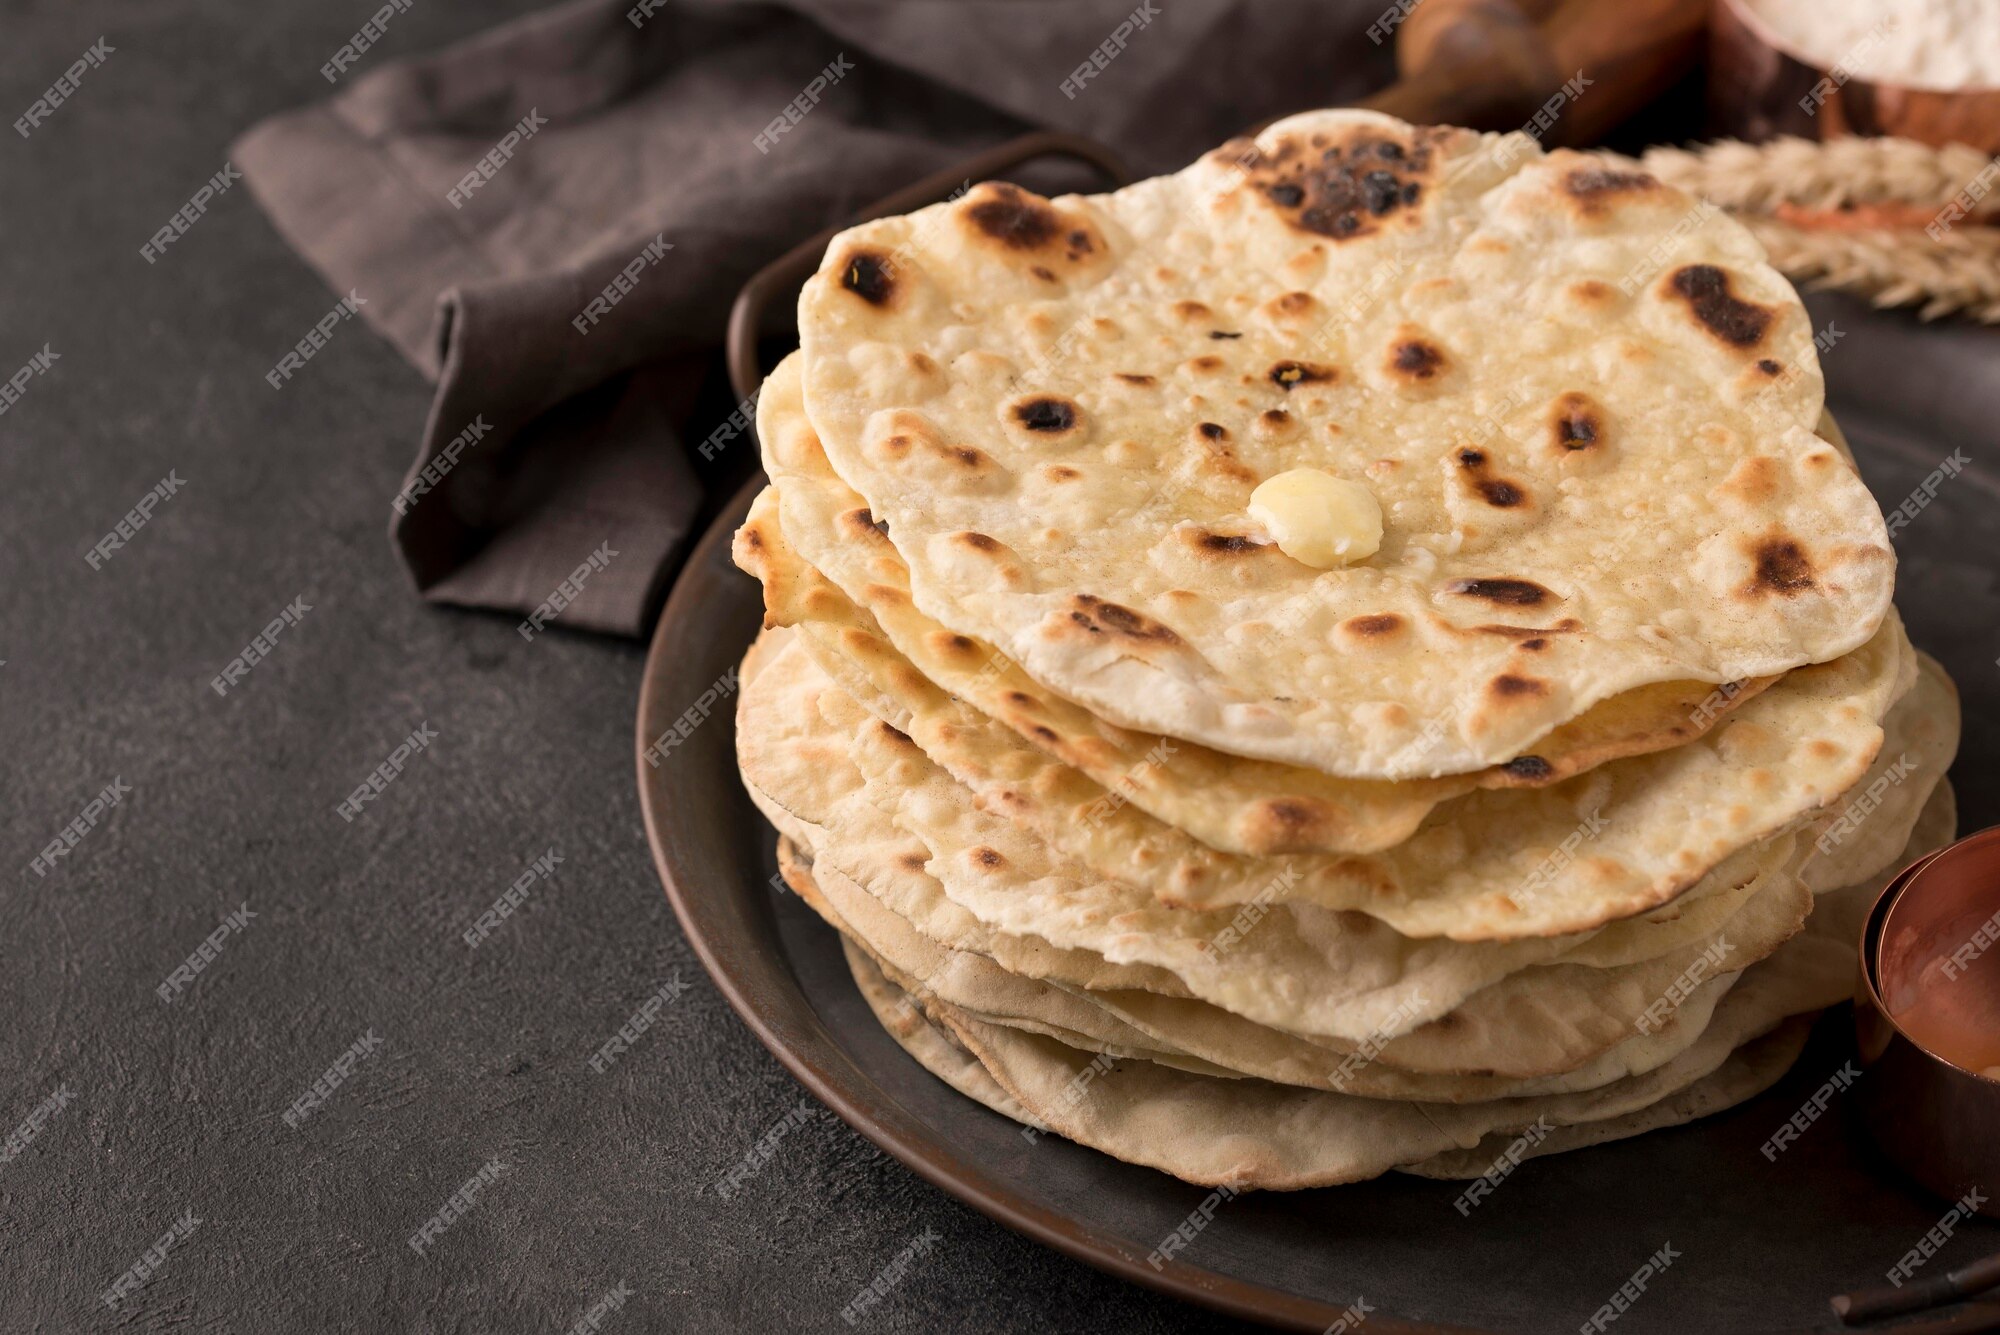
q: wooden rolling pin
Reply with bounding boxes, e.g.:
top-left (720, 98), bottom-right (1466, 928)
top-left (1359, 0), bottom-right (1708, 142)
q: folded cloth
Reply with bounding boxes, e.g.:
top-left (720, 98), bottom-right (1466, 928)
top-left (234, 0), bottom-right (1390, 635)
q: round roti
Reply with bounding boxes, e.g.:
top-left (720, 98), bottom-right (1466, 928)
top-left (795, 108), bottom-right (1895, 779)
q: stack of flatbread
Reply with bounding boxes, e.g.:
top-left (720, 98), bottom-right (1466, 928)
top-left (730, 109), bottom-right (1962, 1189)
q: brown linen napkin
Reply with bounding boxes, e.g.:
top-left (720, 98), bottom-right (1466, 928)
top-left (234, 0), bottom-right (1391, 635)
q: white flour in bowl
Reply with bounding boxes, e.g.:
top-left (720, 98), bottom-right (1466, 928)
top-left (1740, 0), bottom-right (2000, 91)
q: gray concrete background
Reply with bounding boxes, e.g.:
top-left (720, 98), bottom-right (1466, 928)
top-left (0, 3), bottom-right (1244, 1330)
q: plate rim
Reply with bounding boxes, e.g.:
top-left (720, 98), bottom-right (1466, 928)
top-left (635, 473), bottom-right (1484, 1334)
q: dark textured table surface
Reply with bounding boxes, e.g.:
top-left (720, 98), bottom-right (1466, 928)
top-left (9, 5), bottom-right (1999, 1335)
top-left (0, 3), bottom-right (1246, 1330)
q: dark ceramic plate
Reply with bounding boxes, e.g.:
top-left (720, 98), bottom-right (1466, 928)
top-left (636, 294), bottom-right (2000, 1332)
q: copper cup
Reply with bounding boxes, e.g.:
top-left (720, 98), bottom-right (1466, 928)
top-left (1853, 826), bottom-right (2000, 1220)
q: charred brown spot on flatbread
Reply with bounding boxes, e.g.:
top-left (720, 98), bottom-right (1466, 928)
top-left (1562, 167), bottom-right (1662, 218)
top-left (989, 789), bottom-right (1032, 818)
top-left (1666, 265), bottom-right (1774, 349)
top-left (1502, 754), bottom-right (1554, 781)
top-left (1256, 409), bottom-right (1304, 439)
top-left (1258, 799), bottom-right (1326, 837)
top-left (875, 411), bottom-right (984, 490)
top-left (897, 850), bottom-right (929, 872)
top-left (1388, 333), bottom-right (1447, 384)
top-left (1568, 279), bottom-right (1616, 308)
top-left (1196, 448), bottom-right (1257, 484)
top-left (1232, 795), bottom-right (1350, 855)
top-left (1745, 535), bottom-right (1816, 597)
top-left (926, 631), bottom-right (984, 667)
top-left (970, 846), bottom-right (1006, 870)
top-left (1114, 372), bottom-right (1156, 386)
top-left (959, 181), bottom-right (1104, 267)
top-left (1474, 619), bottom-right (1581, 637)
top-left (1222, 125), bottom-right (1450, 241)
top-left (954, 531), bottom-right (1002, 554)
top-left (840, 507), bottom-right (891, 540)
top-left (1345, 613), bottom-right (1404, 637)
top-left (966, 183), bottom-right (1059, 249)
top-left (1067, 594), bottom-right (1182, 644)
top-left (1203, 532), bottom-right (1262, 552)
top-left (1335, 612), bottom-right (1411, 653)
top-left (1455, 448), bottom-right (1531, 509)
top-left (1550, 392), bottom-right (1604, 452)
top-left (1012, 396), bottom-right (1079, 434)
top-left (1185, 529), bottom-right (1268, 556)
top-left (838, 249), bottom-right (896, 306)
top-left (1189, 423), bottom-right (1255, 482)
top-left (1446, 578), bottom-right (1555, 608)
top-left (1266, 291), bottom-right (1320, 323)
top-left (1269, 360), bottom-right (1336, 390)
top-left (1489, 673), bottom-right (1550, 700)
top-left (1719, 456), bottom-right (1783, 505)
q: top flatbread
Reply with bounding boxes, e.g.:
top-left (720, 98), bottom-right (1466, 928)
top-left (795, 108), bottom-right (1896, 778)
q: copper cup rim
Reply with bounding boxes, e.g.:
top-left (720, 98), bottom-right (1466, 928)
top-left (1858, 825), bottom-right (2000, 1085)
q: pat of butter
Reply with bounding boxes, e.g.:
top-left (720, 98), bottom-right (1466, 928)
top-left (1248, 468), bottom-right (1382, 569)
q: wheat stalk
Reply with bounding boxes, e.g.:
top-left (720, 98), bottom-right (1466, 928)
top-left (1638, 136), bottom-right (2000, 322)
top-left (1748, 217), bottom-right (2000, 322)
top-left (1642, 135), bottom-right (1998, 213)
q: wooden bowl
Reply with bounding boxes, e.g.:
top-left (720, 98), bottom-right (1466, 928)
top-left (1710, 0), bottom-right (2000, 152)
